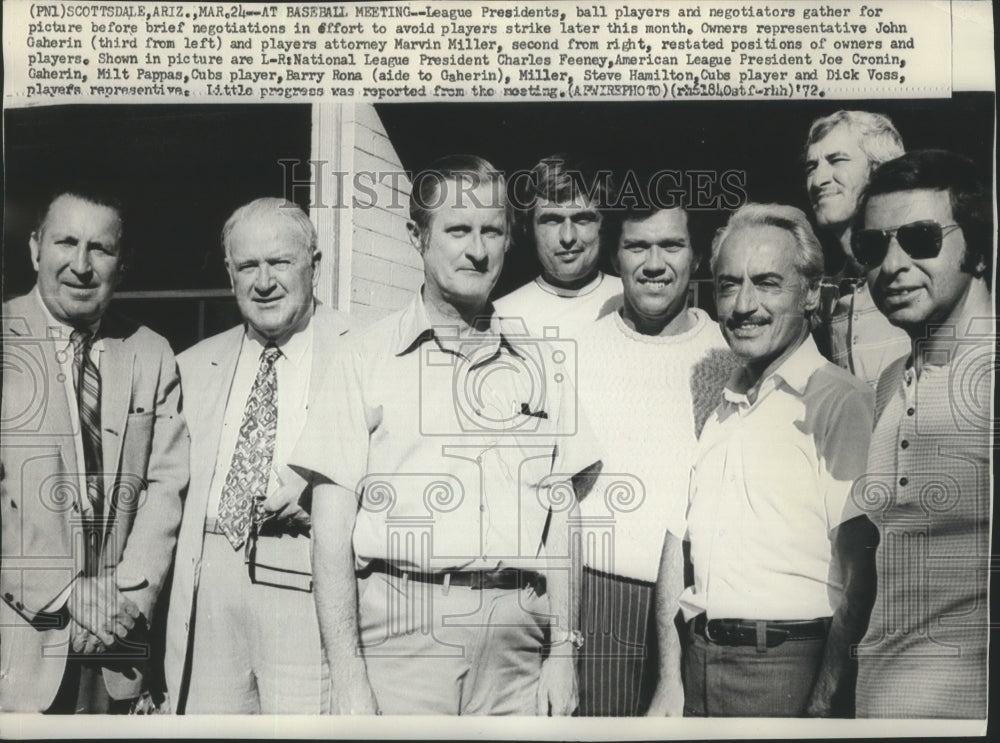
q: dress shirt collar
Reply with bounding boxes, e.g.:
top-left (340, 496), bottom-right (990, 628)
top-left (393, 289), bottom-right (522, 360)
top-left (32, 287), bottom-right (102, 345)
top-left (723, 335), bottom-right (825, 405)
top-left (245, 306), bottom-right (315, 368)
top-left (534, 271), bottom-right (608, 299)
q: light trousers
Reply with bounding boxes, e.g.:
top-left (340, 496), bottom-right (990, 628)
top-left (184, 532), bottom-right (329, 714)
top-left (358, 569), bottom-right (549, 715)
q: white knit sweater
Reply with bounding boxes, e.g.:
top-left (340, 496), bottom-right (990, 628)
top-left (575, 308), bottom-right (737, 583)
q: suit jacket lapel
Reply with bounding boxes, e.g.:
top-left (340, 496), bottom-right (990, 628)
top-left (196, 330), bottom-right (243, 505)
top-left (9, 294), bottom-right (78, 475)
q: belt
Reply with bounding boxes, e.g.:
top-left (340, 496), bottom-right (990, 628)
top-left (692, 614), bottom-right (831, 648)
top-left (366, 559), bottom-right (542, 591)
top-left (204, 516), bottom-right (307, 538)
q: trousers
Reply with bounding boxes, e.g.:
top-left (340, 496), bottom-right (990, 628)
top-left (682, 618), bottom-right (827, 717)
top-left (183, 532), bottom-right (329, 713)
top-left (578, 567), bottom-right (657, 716)
top-left (358, 569), bottom-right (549, 715)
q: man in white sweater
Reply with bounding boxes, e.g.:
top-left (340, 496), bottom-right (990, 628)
top-left (574, 205), bottom-right (736, 716)
top-left (494, 154), bottom-right (622, 339)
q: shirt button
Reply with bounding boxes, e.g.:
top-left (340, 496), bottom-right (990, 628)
top-left (901, 440), bottom-right (910, 449)
top-left (853, 335), bottom-right (860, 343)
top-left (899, 477), bottom-right (908, 486)
top-left (907, 407), bottom-right (915, 416)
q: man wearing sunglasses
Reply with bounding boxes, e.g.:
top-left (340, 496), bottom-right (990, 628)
top-left (851, 150), bottom-right (992, 719)
top-left (804, 111), bottom-right (910, 388)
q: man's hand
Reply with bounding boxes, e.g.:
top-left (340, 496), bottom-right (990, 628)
top-left (69, 619), bottom-right (106, 655)
top-left (645, 676), bottom-right (684, 716)
top-left (67, 570), bottom-right (140, 647)
top-left (536, 653), bottom-right (578, 716)
top-left (262, 468), bottom-right (310, 529)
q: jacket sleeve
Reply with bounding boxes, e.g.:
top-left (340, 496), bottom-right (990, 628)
top-left (116, 335), bottom-right (190, 621)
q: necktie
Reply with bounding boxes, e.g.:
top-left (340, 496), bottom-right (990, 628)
top-left (70, 330), bottom-right (103, 514)
top-left (70, 329), bottom-right (104, 576)
top-left (217, 345), bottom-right (281, 549)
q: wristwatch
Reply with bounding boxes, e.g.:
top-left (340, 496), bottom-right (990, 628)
top-left (552, 628), bottom-right (585, 651)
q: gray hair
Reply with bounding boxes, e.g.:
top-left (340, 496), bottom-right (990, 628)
top-left (804, 110), bottom-right (904, 167)
top-left (710, 203), bottom-right (824, 288)
top-left (221, 198), bottom-right (317, 257)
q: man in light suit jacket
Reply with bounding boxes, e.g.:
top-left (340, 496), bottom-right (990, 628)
top-left (1, 189), bottom-right (188, 713)
top-left (165, 198), bottom-right (354, 714)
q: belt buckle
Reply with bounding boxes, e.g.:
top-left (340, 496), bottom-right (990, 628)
top-left (468, 571), bottom-right (484, 590)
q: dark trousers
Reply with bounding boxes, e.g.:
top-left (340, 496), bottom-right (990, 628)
top-left (44, 659), bottom-right (132, 714)
top-left (578, 567), bottom-right (658, 716)
top-left (682, 619), bottom-right (826, 717)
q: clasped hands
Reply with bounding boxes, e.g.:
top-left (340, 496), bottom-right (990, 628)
top-left (67, 569), bottom-right (146, 655)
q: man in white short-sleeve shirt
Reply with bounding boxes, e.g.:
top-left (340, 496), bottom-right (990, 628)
top-left (681, 203), bottom-right (877, 718)
top-left (293, 156), bottom-right (600, 716)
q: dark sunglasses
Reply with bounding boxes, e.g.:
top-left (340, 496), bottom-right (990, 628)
top-left (851, 220), bottom-right (961, 268)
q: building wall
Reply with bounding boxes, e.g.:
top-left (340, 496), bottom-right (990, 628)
top-left (349, 103), bottom-right (422, 325)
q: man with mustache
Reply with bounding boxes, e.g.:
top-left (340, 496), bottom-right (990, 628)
top-left (293, 155), bottom-right (600, 715)
top-left (681, 204), bottom-right (877, 717)
top-left (804, 111), bottom-right (910, 387)
top-left (573, 205), bottom-right (736, 716)
top-left (1, 188), bottom-right (187, 712)
top-left (850, 151), bottom-right (992, 719)
top-left (495, 154), bottom-right (621, 339)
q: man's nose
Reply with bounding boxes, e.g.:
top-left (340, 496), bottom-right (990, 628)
top-left (558, 219), bottom-right (577, 247)
top-left (643, 247), bottom-right (667, 274)
top-left (253, 264), bottom-right (276, 291)
top-left (466, 232), bottom-right (489, 263)
top-left (733, 282), bottom-right (759, 315)
top-left (810, 160), bottom-right (833, 187)
top-left (878, 234), bottom-right (912, 274)
top-left (69, 245), bottom-right (93, 276)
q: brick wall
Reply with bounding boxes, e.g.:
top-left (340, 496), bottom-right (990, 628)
top-left (350, 103), bottom-right (422, 325)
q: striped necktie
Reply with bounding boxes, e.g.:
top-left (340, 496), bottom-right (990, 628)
top-left (70, 329), bottom-right (104, 516)
top-left (217, 344), bottom-right (281, 549)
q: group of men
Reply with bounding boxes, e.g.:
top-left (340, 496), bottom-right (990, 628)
top-left (0, 110), bottom-right (992, 719)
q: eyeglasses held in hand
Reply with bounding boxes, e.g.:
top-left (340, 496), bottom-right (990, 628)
top-left (852, 220), bottom-right (961, 268)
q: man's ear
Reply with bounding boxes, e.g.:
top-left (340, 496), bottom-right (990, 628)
top-left (311, 250), bottom-right (322, 287)
top-left (689, 248), bottom-right (703, 275)
top-left (610, 247), bottom-right (620, 276)
top-left (223, 254), bottom-right (236, 292)
top-left (29, 231), bottom-right (41, 271)
top-left (406, 220), bottom-right (423, 253)
top-left (804, 280), bottom-right (821, 313)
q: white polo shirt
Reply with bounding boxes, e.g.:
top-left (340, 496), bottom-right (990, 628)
top-left (680, 337), bottom-right (874, 621)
